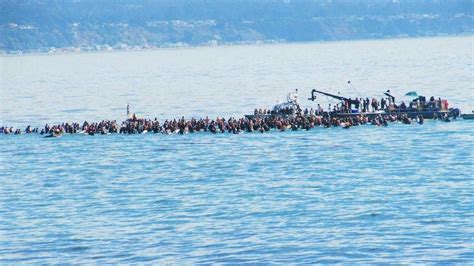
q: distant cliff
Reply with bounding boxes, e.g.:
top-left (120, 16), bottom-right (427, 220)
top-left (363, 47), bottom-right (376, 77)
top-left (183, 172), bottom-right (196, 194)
top-left (0, 0), bottom-right (472, 53)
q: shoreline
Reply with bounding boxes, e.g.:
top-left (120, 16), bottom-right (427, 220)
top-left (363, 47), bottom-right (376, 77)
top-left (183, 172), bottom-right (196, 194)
top-left (1, 33), bottom-right (472, 58)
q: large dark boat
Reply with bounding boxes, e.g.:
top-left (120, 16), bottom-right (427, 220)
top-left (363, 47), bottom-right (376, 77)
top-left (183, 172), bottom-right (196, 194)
top-left (307, 89), bottom-right (461, 119)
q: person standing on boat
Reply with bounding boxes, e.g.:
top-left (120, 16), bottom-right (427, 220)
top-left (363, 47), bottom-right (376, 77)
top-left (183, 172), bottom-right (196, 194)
top-left (429, 96), bottom-right (436, 108)
top-left (381, 98), bottom-right (386, 110)
top-left (354, 98), bottom-right (360, 112)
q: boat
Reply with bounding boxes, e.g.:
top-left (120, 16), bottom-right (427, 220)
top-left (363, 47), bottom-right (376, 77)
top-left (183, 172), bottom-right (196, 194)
top-left (461, 111), bottom-right (474, 119)
top-left (245, 89), bottom-right (301, 119)
top-left (307, 89), bottom-right (460, 119)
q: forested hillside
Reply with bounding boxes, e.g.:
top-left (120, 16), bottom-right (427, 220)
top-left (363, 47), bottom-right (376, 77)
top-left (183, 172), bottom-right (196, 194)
top-left (0, 0), bottom-right (471, 53)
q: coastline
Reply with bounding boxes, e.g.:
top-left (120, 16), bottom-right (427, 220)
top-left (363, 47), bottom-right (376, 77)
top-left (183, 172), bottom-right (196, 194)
top-left (1, 33), bottom-right (472, 58)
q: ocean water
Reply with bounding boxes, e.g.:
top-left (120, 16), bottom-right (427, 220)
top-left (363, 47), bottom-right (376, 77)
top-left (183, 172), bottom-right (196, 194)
top-left (1, 36), bottom-right (473, 263)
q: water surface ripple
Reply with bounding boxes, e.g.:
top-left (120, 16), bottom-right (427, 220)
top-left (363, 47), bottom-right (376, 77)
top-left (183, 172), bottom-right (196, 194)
top-left (1, 121), bottom-right (473, 263)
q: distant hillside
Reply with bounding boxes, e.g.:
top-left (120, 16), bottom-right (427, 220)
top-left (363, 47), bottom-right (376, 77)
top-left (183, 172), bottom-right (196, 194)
top-left (0, 0), bottom-right (472, 53)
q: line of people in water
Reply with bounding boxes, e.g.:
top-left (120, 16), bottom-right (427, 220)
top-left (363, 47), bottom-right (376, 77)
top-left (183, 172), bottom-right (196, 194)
top-left (1, 111), bottom-right (454, 137)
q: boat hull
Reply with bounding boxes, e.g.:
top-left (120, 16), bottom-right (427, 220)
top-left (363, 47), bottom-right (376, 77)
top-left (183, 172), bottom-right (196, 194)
top-left (330, 110), bottom-right (454, 119)
top-left (461, 113), bottom-right (474, 120)
top-left (245, 109), bottom-right (459, 120)
top-left (244, 114), bottom-right (294, 120)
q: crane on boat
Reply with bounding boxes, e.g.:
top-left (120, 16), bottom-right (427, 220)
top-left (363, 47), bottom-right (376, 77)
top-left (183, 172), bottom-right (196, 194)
top-left (308, 89), bottom-right (361, 106)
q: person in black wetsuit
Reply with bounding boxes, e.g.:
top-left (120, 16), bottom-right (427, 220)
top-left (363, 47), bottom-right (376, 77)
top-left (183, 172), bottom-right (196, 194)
top-left (418, 115), bottom-right (424, 124)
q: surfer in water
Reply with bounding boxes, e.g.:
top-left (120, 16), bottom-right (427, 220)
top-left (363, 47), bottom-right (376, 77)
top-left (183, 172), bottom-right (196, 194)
top-left (0, 110), bottom-right (456, 137)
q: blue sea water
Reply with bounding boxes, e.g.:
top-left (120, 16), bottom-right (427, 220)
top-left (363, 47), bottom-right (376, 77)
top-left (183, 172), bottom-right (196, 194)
top-left (1, 36), bottom-right (473, 263)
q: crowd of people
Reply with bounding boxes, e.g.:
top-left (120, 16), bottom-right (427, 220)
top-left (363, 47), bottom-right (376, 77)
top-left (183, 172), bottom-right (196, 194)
top-left (319, 96), bottom-right (449, 114)
top-left (1, 109), bottom-right (453, 137)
